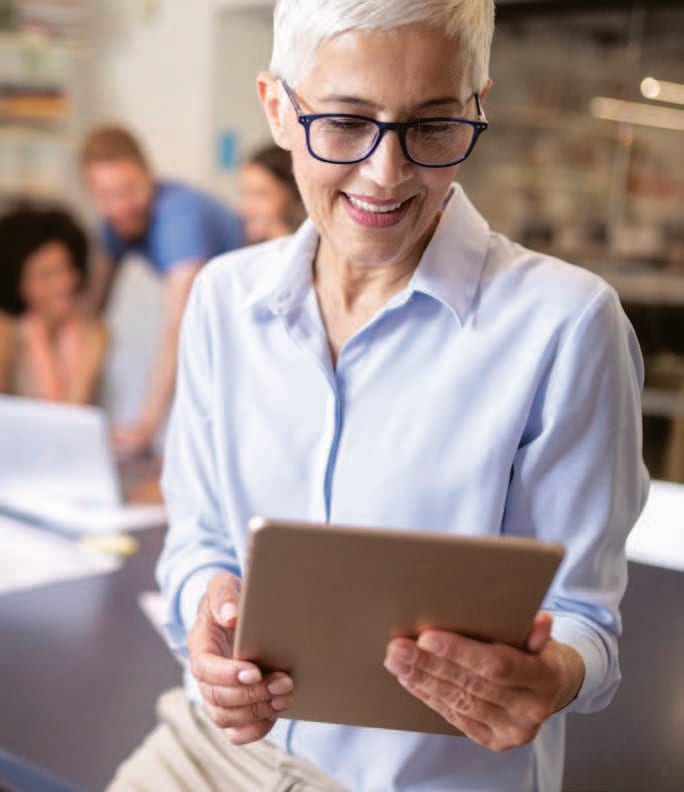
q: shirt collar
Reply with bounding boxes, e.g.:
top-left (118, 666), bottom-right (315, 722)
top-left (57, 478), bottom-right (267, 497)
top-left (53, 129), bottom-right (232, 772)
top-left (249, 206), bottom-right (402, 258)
top-left (247, 182), bottom-right (490, 324)
top-left (244, 218), bottom-right (319, 316)
top-left (408, 183), bottom-right (490, 324)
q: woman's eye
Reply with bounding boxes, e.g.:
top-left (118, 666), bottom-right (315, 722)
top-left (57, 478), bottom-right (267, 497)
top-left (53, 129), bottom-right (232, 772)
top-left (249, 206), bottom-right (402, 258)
top-left (415, 122), bottom-right (454, 135)
top-left (324, 119), bottom-right (371, 132)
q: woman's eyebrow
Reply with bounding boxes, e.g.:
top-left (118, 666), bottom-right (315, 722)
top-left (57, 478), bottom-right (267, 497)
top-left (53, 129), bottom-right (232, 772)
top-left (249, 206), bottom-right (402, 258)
top-left (415, 96), bottom-right (465, 111)
top-left (317, 94), bottom-right (465, 112)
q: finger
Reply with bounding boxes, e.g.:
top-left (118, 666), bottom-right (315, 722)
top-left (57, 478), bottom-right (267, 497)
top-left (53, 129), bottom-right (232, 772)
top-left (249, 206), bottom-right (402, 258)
top-left (416, 631), bottom-right (540, 688)
top-left (400, 679), bottom-right (536, 752)
top-left (403, 646), bottom-right (521, 710)
top-left (396, 667), bottom-right (512, 733)
top-left (526, 611), bottom-right (554, 654)
top-left (188, 619), bottom-right (227, 661)
top-left (206, 573), bottom-right (242, 629)
top-left (398, 677), bottom-right (495, 749)
top-left (226, 718), bottom-right (277, 746)
top-left (203, 694), bottom-right (291, 729)
top-left (191, 653), bottom-right (263, 687)
top-left (198, 672), bottom-right (294, 709)
top-left (385, 641), bottom-right (545, 724)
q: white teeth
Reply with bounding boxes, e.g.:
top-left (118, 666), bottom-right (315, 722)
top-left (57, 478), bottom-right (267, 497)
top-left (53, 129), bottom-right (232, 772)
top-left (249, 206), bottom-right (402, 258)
top-left (347, 195), bottom-right (405, 213)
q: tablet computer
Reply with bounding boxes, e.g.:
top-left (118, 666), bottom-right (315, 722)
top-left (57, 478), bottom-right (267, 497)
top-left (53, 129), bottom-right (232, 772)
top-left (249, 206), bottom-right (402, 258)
top-left (233, 518), bottom-right (564, 736)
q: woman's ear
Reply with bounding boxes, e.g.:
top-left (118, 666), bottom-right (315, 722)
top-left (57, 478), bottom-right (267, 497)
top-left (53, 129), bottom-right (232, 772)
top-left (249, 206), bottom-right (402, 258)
top-left (480, 77), bottom-right (493, 102)
top-left (257, 72), bottom-right (291, 150)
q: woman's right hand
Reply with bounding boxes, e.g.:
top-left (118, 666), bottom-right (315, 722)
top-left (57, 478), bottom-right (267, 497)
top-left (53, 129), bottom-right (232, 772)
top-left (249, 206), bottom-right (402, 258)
top-left (188, 571), bottom-right (294, 745)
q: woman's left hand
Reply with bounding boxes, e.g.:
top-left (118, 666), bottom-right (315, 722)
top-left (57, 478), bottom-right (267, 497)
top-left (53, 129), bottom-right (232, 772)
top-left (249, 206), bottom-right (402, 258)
top-left (384, 611), bottom-right (584, 752)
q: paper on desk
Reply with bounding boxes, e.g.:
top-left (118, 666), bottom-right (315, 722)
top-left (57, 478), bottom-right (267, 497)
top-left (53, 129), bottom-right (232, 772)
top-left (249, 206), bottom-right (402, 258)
top-left (138, 590), bottom-right (166, 638)
top-left (138, 590), bottom-right (183, 665)
top-left (0, 497), bottom-right (166, 536)
top-left (0, 514), bottom-right (121, 596)
top-left (627, 479), bottom-right (684, 573)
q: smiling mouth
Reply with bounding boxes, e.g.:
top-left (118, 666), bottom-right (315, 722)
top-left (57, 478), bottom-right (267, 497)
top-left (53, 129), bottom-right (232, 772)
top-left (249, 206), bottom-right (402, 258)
top-left (342, 193), bottom-right (413, 214)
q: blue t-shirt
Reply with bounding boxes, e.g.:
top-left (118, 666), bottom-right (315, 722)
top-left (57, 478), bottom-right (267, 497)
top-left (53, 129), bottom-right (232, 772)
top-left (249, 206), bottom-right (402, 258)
top-left (100, 180), bottom-right (243, 274)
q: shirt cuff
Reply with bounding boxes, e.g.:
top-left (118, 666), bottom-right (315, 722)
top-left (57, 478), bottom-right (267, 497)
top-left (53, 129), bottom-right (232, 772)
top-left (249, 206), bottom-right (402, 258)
top-left (550, 612), bottom-right (613, 714)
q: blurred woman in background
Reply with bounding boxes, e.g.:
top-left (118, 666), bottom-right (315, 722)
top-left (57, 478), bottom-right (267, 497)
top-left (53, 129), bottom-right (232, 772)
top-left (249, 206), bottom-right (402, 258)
top-left (240, 144), bottom-right (306, 244)
top-left (0, 205), bottom-right (107, 404)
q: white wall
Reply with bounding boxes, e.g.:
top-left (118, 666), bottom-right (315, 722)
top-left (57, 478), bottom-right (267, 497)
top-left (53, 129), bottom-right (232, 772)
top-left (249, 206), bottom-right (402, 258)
top-left (214, 3), bottom-right (274, 204)
top-left (85, 1), bottom-right (276, 200)
top-left (87, 0), bottom-right (217, 188)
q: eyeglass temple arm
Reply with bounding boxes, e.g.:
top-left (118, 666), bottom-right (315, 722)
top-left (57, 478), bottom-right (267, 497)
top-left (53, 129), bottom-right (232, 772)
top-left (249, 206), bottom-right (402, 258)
top-left (475, 93), bottom-right (487, 123)
top-left (281, 80), bottom-right (305, 116)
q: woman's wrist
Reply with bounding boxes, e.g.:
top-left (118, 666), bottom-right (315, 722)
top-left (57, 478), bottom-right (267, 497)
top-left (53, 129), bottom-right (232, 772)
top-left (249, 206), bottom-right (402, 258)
top-left (549, 641), bottom-right (586, 712)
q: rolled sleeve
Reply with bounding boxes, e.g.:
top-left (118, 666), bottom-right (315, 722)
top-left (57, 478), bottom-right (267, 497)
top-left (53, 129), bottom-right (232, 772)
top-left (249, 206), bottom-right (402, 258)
top-left (156, 274), bottom-right (241, 658)
top-left (550, 612), bottom-right (613, 713)
top-left (503, 285), bottom-right (649, 714)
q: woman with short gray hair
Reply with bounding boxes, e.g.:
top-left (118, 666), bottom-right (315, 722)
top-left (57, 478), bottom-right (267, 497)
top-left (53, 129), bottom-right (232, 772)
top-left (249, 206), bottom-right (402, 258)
top-left (109, 1), bottom-right (647, 790)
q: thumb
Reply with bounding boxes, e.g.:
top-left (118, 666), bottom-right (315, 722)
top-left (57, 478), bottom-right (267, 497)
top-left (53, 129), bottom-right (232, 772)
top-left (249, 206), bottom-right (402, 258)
top-left (526, 610), bottom-right (554, 654)
top-left (206, 572), bottom-right (241, 629)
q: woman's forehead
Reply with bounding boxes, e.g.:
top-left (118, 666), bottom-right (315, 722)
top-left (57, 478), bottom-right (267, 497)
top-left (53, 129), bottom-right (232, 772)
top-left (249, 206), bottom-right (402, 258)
top-left (300, 25), bottom-right (471, 106)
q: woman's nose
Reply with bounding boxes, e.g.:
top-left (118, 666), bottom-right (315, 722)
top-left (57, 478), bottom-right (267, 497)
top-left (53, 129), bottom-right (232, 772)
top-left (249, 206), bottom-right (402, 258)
top-left (360, 130), bottom-right (414, 189)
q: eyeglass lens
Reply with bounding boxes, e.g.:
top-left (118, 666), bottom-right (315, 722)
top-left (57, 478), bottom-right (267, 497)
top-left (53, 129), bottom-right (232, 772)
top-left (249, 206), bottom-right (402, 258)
top-left (307, 117), bottom-right (476, 165)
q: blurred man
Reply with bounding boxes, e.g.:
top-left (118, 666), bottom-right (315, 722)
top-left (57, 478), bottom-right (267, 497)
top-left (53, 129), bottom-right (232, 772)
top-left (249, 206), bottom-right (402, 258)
top-left (80, 126), bottom-right (243, 457)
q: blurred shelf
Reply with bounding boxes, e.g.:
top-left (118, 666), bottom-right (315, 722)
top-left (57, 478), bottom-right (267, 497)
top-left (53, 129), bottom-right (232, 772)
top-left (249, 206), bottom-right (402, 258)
top-left (494, 163), bottom-right (611, 194)
top-left (586, 267), bottom-right (684, 306)
top-left (0, 29), bottom-right (81, 54)
top-left (0, 19), bottom-right (81, 205)
top-left (487, 101), bottom-right (621, 138)
top-left (642, 388), bottom-right (684, 419)
top-left (8, 0), bottom-right (84, 42)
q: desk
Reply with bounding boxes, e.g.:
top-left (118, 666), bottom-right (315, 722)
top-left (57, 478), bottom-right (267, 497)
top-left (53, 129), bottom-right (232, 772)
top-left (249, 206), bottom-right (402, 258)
top-left (1, 527), bottom-right (682, 791)
top-left (0, 525), bottom-right (180, 792)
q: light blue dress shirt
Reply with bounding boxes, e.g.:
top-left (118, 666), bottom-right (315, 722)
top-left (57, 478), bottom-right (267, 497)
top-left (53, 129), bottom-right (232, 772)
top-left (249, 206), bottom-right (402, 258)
top-left (157, 184), bottom-right (648, 792)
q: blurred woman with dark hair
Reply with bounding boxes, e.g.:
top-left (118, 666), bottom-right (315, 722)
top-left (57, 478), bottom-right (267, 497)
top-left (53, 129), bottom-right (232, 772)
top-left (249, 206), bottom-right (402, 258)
top-left (240, 144), bottom-right (306, 244)
top-left (0, 205), bottom-right (107, 403)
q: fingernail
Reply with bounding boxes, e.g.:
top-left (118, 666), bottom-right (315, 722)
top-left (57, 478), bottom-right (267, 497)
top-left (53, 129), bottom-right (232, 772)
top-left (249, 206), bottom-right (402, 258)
top-left (271, 695), bottom-right (291, 711)
top-left (238, 668), bottom-right (262, 685)
top-left (267, 677), bottom-right (293, 696)
top-left (219, 603), bottom-right (238, 624)
top-left (418, 634), bottom-right (444, 655)
top-left (384, 656), bottom-right (411, 677)
top-left (388, 644), bottom-right (416, 664)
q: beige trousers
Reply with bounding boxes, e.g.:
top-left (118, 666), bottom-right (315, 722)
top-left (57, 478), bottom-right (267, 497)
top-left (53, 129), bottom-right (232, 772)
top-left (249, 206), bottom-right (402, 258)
top-left (107, 688), bottom-right (348, 792)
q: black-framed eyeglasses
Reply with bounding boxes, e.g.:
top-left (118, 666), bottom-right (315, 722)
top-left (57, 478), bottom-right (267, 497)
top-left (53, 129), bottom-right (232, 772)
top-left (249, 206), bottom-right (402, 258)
top-left (281, 80), bottom-right (488, 168)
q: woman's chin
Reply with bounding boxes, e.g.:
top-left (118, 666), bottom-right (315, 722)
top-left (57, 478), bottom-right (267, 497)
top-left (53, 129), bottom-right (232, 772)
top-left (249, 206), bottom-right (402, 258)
top-left (333, 215), bottom-right (426, 268)
top-left (41, 303), bottom-right (76, 322)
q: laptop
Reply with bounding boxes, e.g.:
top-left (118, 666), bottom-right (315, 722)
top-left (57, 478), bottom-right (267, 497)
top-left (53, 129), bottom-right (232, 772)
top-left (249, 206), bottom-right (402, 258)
top-left (0, 395), bottom-right (123, 533)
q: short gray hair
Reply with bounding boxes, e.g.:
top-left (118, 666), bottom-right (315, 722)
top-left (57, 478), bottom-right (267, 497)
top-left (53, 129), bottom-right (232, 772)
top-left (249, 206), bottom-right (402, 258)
top-left (270, 0), bottom-right (495, 93)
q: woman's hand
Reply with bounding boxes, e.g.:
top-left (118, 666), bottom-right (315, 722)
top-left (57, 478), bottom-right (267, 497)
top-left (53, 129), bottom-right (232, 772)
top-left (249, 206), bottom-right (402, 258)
top-left (187, 572), bottom-right (295, 745)
top-left (383, 611), bottom-right (584, 752)
top-left (112, 420), bottom-right (155, 459)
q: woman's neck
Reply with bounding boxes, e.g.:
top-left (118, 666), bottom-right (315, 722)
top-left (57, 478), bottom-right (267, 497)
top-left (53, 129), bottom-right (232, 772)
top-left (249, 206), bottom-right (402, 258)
top-left (314, 247), bottom-right (415, 315)
top-left (313, 237), bottom-right (426, 365)
top-left (313, 212), bottom-right (441, 315)
top-left (312, 214), bottom-right (442, 364)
